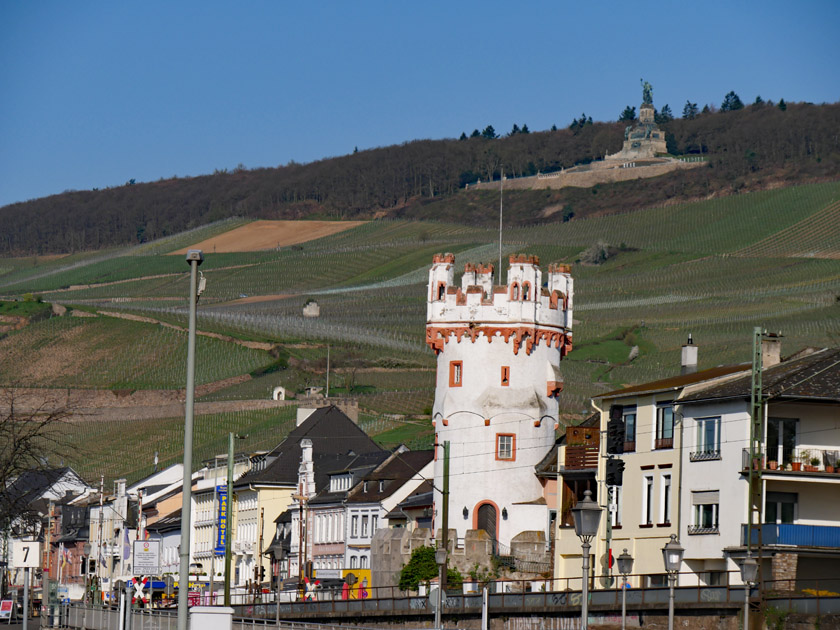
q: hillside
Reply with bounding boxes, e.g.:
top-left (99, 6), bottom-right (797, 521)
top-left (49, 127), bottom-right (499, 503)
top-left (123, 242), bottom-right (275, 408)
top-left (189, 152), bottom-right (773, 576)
top-left (2, 181), bottom-right (840, 485)
top-left (2, 102), bottom-right (838, 255)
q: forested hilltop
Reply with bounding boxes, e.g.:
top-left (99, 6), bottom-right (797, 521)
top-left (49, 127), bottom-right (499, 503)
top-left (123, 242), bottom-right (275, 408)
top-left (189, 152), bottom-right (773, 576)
top-left (3, 101), bottom-right (839, 255)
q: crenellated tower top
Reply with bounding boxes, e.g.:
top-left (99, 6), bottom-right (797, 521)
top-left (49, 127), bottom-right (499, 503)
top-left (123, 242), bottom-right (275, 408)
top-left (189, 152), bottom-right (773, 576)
top-left (426, 253), bottom-right (573, 357)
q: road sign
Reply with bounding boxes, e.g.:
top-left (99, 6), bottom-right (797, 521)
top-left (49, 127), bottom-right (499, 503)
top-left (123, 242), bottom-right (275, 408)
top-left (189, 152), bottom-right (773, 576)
top-left (11, 541), bottom-right (41, 568)
top-left (133, 540), bottom-right (160, 575)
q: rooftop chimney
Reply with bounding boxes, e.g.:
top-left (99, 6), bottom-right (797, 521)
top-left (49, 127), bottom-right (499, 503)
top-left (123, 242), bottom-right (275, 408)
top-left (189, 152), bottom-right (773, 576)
top-left (762, 332), bottom-right (783, 367)
top-left (681, 334), bottom-right (698, 375)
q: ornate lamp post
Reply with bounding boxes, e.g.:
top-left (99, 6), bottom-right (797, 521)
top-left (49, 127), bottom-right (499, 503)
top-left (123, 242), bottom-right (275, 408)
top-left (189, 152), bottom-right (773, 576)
top-left (661, 534), bottom-right (684, 630)
top-left (740, 552), bottom-right (758, 630)
top-left (616, 549), bottom-right (634, 630)
top-left (572, 490), bottom-right (602, 630)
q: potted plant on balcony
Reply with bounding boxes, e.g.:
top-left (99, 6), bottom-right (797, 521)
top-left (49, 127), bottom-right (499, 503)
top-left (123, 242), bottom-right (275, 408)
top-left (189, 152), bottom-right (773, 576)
top-left (767, 459), bottom-right (778, 470)
top-left (824, 450), bottom-right (838, 474)
top-left (807, 456), bottom-right (821, 472)
top-left (790, 452), bottom-right (803, 472)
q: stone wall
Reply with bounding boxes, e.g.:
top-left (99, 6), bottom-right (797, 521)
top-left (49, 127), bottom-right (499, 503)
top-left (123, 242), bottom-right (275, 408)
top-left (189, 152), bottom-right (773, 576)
top-left (771, 552), bottom-right (798, 590)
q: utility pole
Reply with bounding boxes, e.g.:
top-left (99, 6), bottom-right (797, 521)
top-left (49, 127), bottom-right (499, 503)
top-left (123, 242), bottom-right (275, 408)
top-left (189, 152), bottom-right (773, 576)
top-left (224, 433), bottom-right (234, 606)
top-left (96, 475), bottom-right (104, 604)
top-left (748, 327), bottom-right (770, 597)
top-left (259, 507), bottom-right (265, 597)
top-left (498, 169), bottom-right (503, 285)
top-left (441, 441), bottom-right (450, 591)
top-left (178, 249), bottom-right (202, 630)
top-left (326, 344), bottom-right (330, 398)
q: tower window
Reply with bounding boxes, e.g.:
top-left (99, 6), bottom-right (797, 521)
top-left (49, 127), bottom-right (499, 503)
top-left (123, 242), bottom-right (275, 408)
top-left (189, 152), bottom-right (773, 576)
top-left (501, 366), bottom-right (510, 386)
top-left (496, 434), bottom-right (516, 461)
top-left (449, 361), bottom-right (463, 387)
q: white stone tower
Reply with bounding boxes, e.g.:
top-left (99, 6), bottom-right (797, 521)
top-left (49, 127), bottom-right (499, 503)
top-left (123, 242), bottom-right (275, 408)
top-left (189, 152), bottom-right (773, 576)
top-left (427, 253), bottom-right (573, 547)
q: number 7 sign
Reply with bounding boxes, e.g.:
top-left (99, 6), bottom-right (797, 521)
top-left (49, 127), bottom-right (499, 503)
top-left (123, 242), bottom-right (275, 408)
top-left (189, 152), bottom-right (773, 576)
top-left (11, 542), bottom-right (41, 569)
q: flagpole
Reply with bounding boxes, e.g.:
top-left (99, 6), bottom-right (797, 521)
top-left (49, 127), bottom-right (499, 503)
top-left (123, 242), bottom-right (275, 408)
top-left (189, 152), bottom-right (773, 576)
top-left (498, 167), bottom-right (504, 284)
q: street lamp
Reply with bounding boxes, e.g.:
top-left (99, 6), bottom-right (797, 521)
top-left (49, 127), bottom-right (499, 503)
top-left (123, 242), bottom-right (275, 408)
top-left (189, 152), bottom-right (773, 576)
top-left (572, 490), bottom-right (602, 630)
top-left (616, 549), bottom-right (634, 630)
top-left (434, 548), bottom-right (447, 630)
top-left (661, 534), bottom-right (684, 630)
top-left (740, 552), bottom-right (758, 630)
top-left (178, 249), bottom-right (203, 630)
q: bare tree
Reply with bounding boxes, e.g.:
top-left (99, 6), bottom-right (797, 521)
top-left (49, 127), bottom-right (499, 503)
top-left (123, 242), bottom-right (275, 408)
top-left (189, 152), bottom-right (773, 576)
top-left (0, 388), bottom-right (72, 529)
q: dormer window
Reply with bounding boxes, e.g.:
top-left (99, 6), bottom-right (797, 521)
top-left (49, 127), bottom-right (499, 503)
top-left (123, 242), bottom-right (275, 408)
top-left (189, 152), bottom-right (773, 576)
top-left (363, 481), bottom-right (368, 492)
top-left (379, 480), bottom-right (385, 492)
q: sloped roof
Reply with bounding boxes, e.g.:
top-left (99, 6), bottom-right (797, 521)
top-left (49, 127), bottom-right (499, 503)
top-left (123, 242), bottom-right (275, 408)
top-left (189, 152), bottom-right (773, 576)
top-left (682, 347), bottom-right (840, 403)
top-left (146, 509), bottom-right (181, 534)
top-left (308, 451), bottom-right (390, 505)
top-left (235, 406), bottom-right (385, 489)
top-left (6, 467), bottom-right (86, 507)
top-left (346, 450), bottom-right (434, 504)
top-left (387, 480), bottom-right (434, 518)
top-left (595, 364), bottom-right (751, 400)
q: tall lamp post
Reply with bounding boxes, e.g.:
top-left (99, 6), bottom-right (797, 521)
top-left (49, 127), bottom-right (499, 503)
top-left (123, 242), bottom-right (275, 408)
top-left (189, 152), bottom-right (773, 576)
top-left (617, 549), bottom-right (634, 630)
top-left (434, 548), bottom-right (447, 630)
top-left (662, 534), bottom-right (684, 630)
top-left (740, 553), bottom-right (758, 630)
top-left (572, 490), bottom-right (602, 630)
top-left (178, 249), bottom-right (203, 630)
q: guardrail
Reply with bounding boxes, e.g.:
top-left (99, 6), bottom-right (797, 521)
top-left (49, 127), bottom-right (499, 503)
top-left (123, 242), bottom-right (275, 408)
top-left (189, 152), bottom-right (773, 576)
top-left (60, 577), bottom-right (840, 628)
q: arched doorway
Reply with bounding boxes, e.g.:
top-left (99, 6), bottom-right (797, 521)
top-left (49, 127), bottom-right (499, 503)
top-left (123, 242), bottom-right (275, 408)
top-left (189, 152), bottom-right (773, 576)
top-left (477, 503), bottom-right (498, 552)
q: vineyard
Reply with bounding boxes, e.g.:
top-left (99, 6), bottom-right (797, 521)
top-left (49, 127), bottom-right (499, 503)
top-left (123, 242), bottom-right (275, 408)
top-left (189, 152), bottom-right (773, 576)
top-left (2, 181), bottom-right (840, 484)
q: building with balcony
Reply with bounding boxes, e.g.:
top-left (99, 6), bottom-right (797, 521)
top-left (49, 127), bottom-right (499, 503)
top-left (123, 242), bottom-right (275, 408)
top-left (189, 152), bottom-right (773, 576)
top-left (679, 345), bottom-right (840, 590)
top-left (555, 338), bottom-right (750, 588)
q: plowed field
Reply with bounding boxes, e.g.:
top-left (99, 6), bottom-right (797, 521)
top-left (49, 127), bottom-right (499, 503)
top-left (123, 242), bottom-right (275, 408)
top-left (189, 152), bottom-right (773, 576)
top-left (172, 220), bottom-right (366, 253)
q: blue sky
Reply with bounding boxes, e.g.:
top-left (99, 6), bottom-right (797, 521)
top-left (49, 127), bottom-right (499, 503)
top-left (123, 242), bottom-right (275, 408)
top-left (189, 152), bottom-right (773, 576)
top-left (1, 0), bottom-right (838, 208)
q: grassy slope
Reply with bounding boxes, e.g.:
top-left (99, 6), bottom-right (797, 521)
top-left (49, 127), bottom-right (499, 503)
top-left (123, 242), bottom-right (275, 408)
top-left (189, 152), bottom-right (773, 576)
top-left (3, 181), bottom-right (840, 482)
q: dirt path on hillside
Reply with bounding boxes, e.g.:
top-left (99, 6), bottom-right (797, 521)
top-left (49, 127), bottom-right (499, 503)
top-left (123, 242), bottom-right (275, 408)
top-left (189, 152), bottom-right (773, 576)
top-left (96, 310), bottom-right (275, 350)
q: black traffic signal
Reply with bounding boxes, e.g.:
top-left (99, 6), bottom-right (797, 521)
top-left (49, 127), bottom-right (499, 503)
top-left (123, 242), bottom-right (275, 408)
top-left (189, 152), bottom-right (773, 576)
top-left (260, 566), bottom-right (266, 581)
top-left (605, 457), bottom-right (625, 486)
top-left (606, 414), bottom-right (625, 454)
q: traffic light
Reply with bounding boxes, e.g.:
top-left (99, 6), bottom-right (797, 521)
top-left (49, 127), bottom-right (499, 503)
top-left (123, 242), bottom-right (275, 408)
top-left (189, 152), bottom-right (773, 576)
top-left (260, 566), bottom-right (266, 581)
top-left (606, 413), bottom-right (625, 454)
top-left (605, 457), bottom-right (625, 486)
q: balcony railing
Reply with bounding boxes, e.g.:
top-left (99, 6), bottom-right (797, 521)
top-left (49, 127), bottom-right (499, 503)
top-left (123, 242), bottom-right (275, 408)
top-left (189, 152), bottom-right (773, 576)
top-left (690, 450), bottom-right (721, 462)
top-left (565, 445), bottom-right (598, 469)
top-left (688, 525), bottom-right (720, 535)
top-left (742, 523), bottom-right (840, 548)
top-left (743, 447), bottom-right (840, 473)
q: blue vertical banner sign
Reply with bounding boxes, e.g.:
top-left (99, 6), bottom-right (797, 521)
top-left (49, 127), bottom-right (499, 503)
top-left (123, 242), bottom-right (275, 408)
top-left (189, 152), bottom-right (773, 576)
top-left (215, 486), bottom-right (227, 555)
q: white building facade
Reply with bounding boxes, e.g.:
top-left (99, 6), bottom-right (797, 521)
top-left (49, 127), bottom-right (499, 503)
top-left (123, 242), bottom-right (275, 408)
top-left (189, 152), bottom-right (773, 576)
top-left (427, 253), bottom-right (573, 546)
